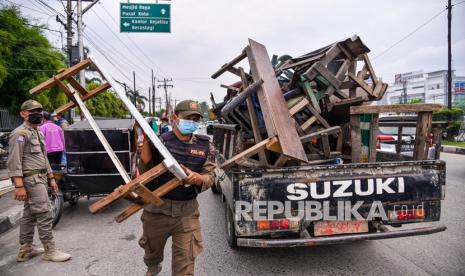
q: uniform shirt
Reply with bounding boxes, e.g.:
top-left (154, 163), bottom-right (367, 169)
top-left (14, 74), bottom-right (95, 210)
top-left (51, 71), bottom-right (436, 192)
top-left (39, 120), bottom-right (65, 153)
top-left (7, 122), bottom-right (52, 177)
top-left (139, 134), bottom-right (216, 193)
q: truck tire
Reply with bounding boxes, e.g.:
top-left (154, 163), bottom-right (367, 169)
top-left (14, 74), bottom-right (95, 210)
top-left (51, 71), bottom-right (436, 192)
top-left (225, 205), bottom-right (238, 248)
top-left (49, 188), bottom-right (64, 228)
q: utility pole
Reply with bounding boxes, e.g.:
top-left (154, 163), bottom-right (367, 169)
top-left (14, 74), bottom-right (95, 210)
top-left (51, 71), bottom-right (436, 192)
top-left (66, 0), bottom-right (73, 66)
top-left (152, 70), bottom-right (156, 117)
top-left (157, 78), bottom-right (174, 116)
top-left (133, 71), bottom-right (137, 108)
top-left (148, 87), bottom-right (152, 116)
top-left (402, 80), bottom-right (408, 104)
top-left (447, 0), bottom-right (452, 108)
top-left (77, 0), bottom-right (84, 85)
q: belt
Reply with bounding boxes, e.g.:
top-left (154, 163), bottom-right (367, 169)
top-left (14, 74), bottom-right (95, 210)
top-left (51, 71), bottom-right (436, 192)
top-left (23, 169), bottom-right (47, 177)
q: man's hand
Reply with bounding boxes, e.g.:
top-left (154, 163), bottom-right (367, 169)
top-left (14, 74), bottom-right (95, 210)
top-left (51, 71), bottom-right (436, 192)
top-left (181, 165), bottom-right (204, 187)
top-left (15, 187), bottom-right (27, 201)
top-left (50, 178), bottom-right (59, 194)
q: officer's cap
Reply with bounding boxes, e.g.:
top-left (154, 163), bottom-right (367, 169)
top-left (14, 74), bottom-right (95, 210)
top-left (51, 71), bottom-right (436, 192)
top-left (20, 100), bottom-right (43, 111)
top-left (175, 100), bottom-right (202, 118)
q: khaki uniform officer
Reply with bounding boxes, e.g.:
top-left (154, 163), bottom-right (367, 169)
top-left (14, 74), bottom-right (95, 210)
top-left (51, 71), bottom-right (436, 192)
top-left (7, 100), bottom-right (71, 262)
top-left (139, 100), bottom-right (216, 276)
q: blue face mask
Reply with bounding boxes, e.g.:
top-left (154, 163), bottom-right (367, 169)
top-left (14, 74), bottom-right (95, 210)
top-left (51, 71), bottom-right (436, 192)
top-left (177, 119), bottom-right (199, 135)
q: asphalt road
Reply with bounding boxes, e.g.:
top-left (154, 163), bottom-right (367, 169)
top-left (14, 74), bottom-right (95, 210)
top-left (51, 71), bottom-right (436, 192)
top-left (0, 152), bottom-right (464, 276)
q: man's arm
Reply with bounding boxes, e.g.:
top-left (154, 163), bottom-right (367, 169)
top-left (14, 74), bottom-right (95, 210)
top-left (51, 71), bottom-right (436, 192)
top-left (7, 132), bottom-right (27, 200)
top-left (7, 132), bottom-right (25, 178)
top-left (183, 142), bottom-right (217, 193)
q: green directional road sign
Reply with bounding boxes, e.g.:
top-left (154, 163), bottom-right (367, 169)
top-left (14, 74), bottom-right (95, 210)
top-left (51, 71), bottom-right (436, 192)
top-left (120, 3), bottom-right (170, 33)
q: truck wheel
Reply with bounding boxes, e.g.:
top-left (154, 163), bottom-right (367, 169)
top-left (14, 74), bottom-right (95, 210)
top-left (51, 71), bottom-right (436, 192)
top-left (49, 188), bottom-right (64, 228)
top-left (225, 205), bottom-right (238, 248)
top-left (68, 194), bottom-right (79, 206)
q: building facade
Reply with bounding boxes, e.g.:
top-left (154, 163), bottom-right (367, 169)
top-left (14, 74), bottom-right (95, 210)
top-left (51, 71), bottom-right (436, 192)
top-left (380, 70), bottom-right (465, 106)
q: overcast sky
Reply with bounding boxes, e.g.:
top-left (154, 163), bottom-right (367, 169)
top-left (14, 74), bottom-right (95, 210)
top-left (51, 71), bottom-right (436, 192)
top-left (10, 0), bottom-right (465, 108)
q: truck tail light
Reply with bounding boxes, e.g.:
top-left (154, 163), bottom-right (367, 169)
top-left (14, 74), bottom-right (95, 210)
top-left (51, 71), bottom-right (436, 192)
top-left (376, 135), bottom-right (395, 149)
top-left (256, 219), bottom-right (299, 231)
top-left (390, 209), bottom-right (425, 221)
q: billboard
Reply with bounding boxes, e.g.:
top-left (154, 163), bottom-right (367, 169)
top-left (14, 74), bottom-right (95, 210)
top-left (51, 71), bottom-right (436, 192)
top-left (454, 81), bottom-right (465, 92)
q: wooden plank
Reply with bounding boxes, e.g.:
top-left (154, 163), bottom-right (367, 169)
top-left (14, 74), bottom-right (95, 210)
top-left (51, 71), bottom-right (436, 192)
top-left (115, 178), bottom-right (183, 223)
top-left (89, 163), bottom-right (168, 214)
top-left (356, 65), bottom-right (369, 80)
top-left (30, 59), bottom-right (92, 95)
top-left (235, 157), bottom-right (263, 168)
top-left (321, 133), bottom-right (331, 158)
top-left (246, 39), bottom-right (307, 162)
top-left (306, 103), bottom-right (331, 128)
top-left (220, 137), bottom-right (275, 169)
top-left (211, 49), bottom-right (247, 79)
top-left (311, 62), bottom-right (342, 88)
top-left (279, 53), bottom-right (325, 70)
top-left (133, 182), bottom-right (164, 206)
top-left (220, 84), bottom-right (241, 92)
top-left (350, 104), bottom-right (442, 115)
top-left (369, 114), bottom-right (379, 163)
top-left (350, 114), bottom-right (361, 163)
top-left (301, 116), bottom-right (317, 131)
top-left (54, 82), bottom-right (111, 114)
top-left (307, 152), bottom-right (341, 160)
top-left (289, 98), bottom-right (310, 116)
top-left (362, 54), bottom-right (378, 83)
top-left (337, 43), bottom-right (353, 60)
top-left (67, 76), bottom-right (88, 96)
top-left (300, 126), bottom-right (341, 143)
top-left (320, 44), bottom-right (341, 66)
top-left (239, 67), bottom-right (267, 164)
top-left (336, 130), bottom-right (343, 152)
top-left (302, 81), bottom-right (321, 113)
top-left (347, 72), bottom-right (376, 97)
top-left (273, 155), bottom-right (289, 167)
top-left (54, 77), bottom-right (76, 102)
top-left (413, 112), bottom-right (433, 160)
top-left (348, 61), bottom-right (357, 98)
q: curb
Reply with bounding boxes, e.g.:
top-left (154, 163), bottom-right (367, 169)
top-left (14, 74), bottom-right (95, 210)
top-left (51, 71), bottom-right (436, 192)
top-left (0, 205), bottom-right (23, 236)
top-left (441, 145), bottom-right (465, 155)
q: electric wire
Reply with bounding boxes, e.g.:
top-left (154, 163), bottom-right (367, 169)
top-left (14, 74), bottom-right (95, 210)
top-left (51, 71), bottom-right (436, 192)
top-left (373, 8), bottom-right (447, 60)
top-left (98, 2), bottom-right (167, 77)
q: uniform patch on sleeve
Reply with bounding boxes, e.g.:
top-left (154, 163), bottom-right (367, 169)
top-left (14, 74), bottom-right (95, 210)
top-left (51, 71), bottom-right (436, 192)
top-left (16, 135), bottom-right (25, 142)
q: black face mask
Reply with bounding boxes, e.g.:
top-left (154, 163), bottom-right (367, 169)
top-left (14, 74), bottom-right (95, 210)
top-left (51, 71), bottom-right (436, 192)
top-left (27, 113), bottom-right (43, 125)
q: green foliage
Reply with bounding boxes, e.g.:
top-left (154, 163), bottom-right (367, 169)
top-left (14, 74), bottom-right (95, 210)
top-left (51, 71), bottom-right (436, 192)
top-left (0, 6), bottom-right (67, 113)
top-left (408, 98), bottom-right (423, 104)
top-left (433, 107), bottom-right (464, 138)
top-left (454, 99), bottom-right (465, 111)
top-left (79, 82), bottom-right (128, 118)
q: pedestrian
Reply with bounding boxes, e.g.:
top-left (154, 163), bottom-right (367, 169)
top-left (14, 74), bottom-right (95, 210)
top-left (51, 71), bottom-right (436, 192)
top-left (159, 116), bottom-right (171, 135)
top-left (7, 100), bottom-right (71, 263)
top-left (138, 100), bottom-right (216, 276)
top-left (39, 112), bottom-right (65, 165)
top-left (52, 112), bottom-right (69, 129)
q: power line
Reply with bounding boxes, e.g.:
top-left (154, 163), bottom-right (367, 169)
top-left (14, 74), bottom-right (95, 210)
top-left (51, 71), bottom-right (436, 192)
top-left (98, 2), bottom-right (167, 77)
top-left (34, 0), bottom-right (65, 18)
top-left (1, 67), bottom-right (58, 72)
top-left (85, 26), bottom-right (155, 80)
top-left (88, 8), bottom-right (159, 79)
top-left (2, 0), bottom-right (51, 16)
top-left (373, 8), bottom-right (447, 60)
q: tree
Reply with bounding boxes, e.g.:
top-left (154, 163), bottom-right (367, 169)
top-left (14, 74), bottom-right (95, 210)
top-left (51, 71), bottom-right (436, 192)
top-left (126, 89), bottom-right (148, 111)
top-left (78, 82), bottom-right (128, 118)
top-left (0, 6), bottom-right (67, 113)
